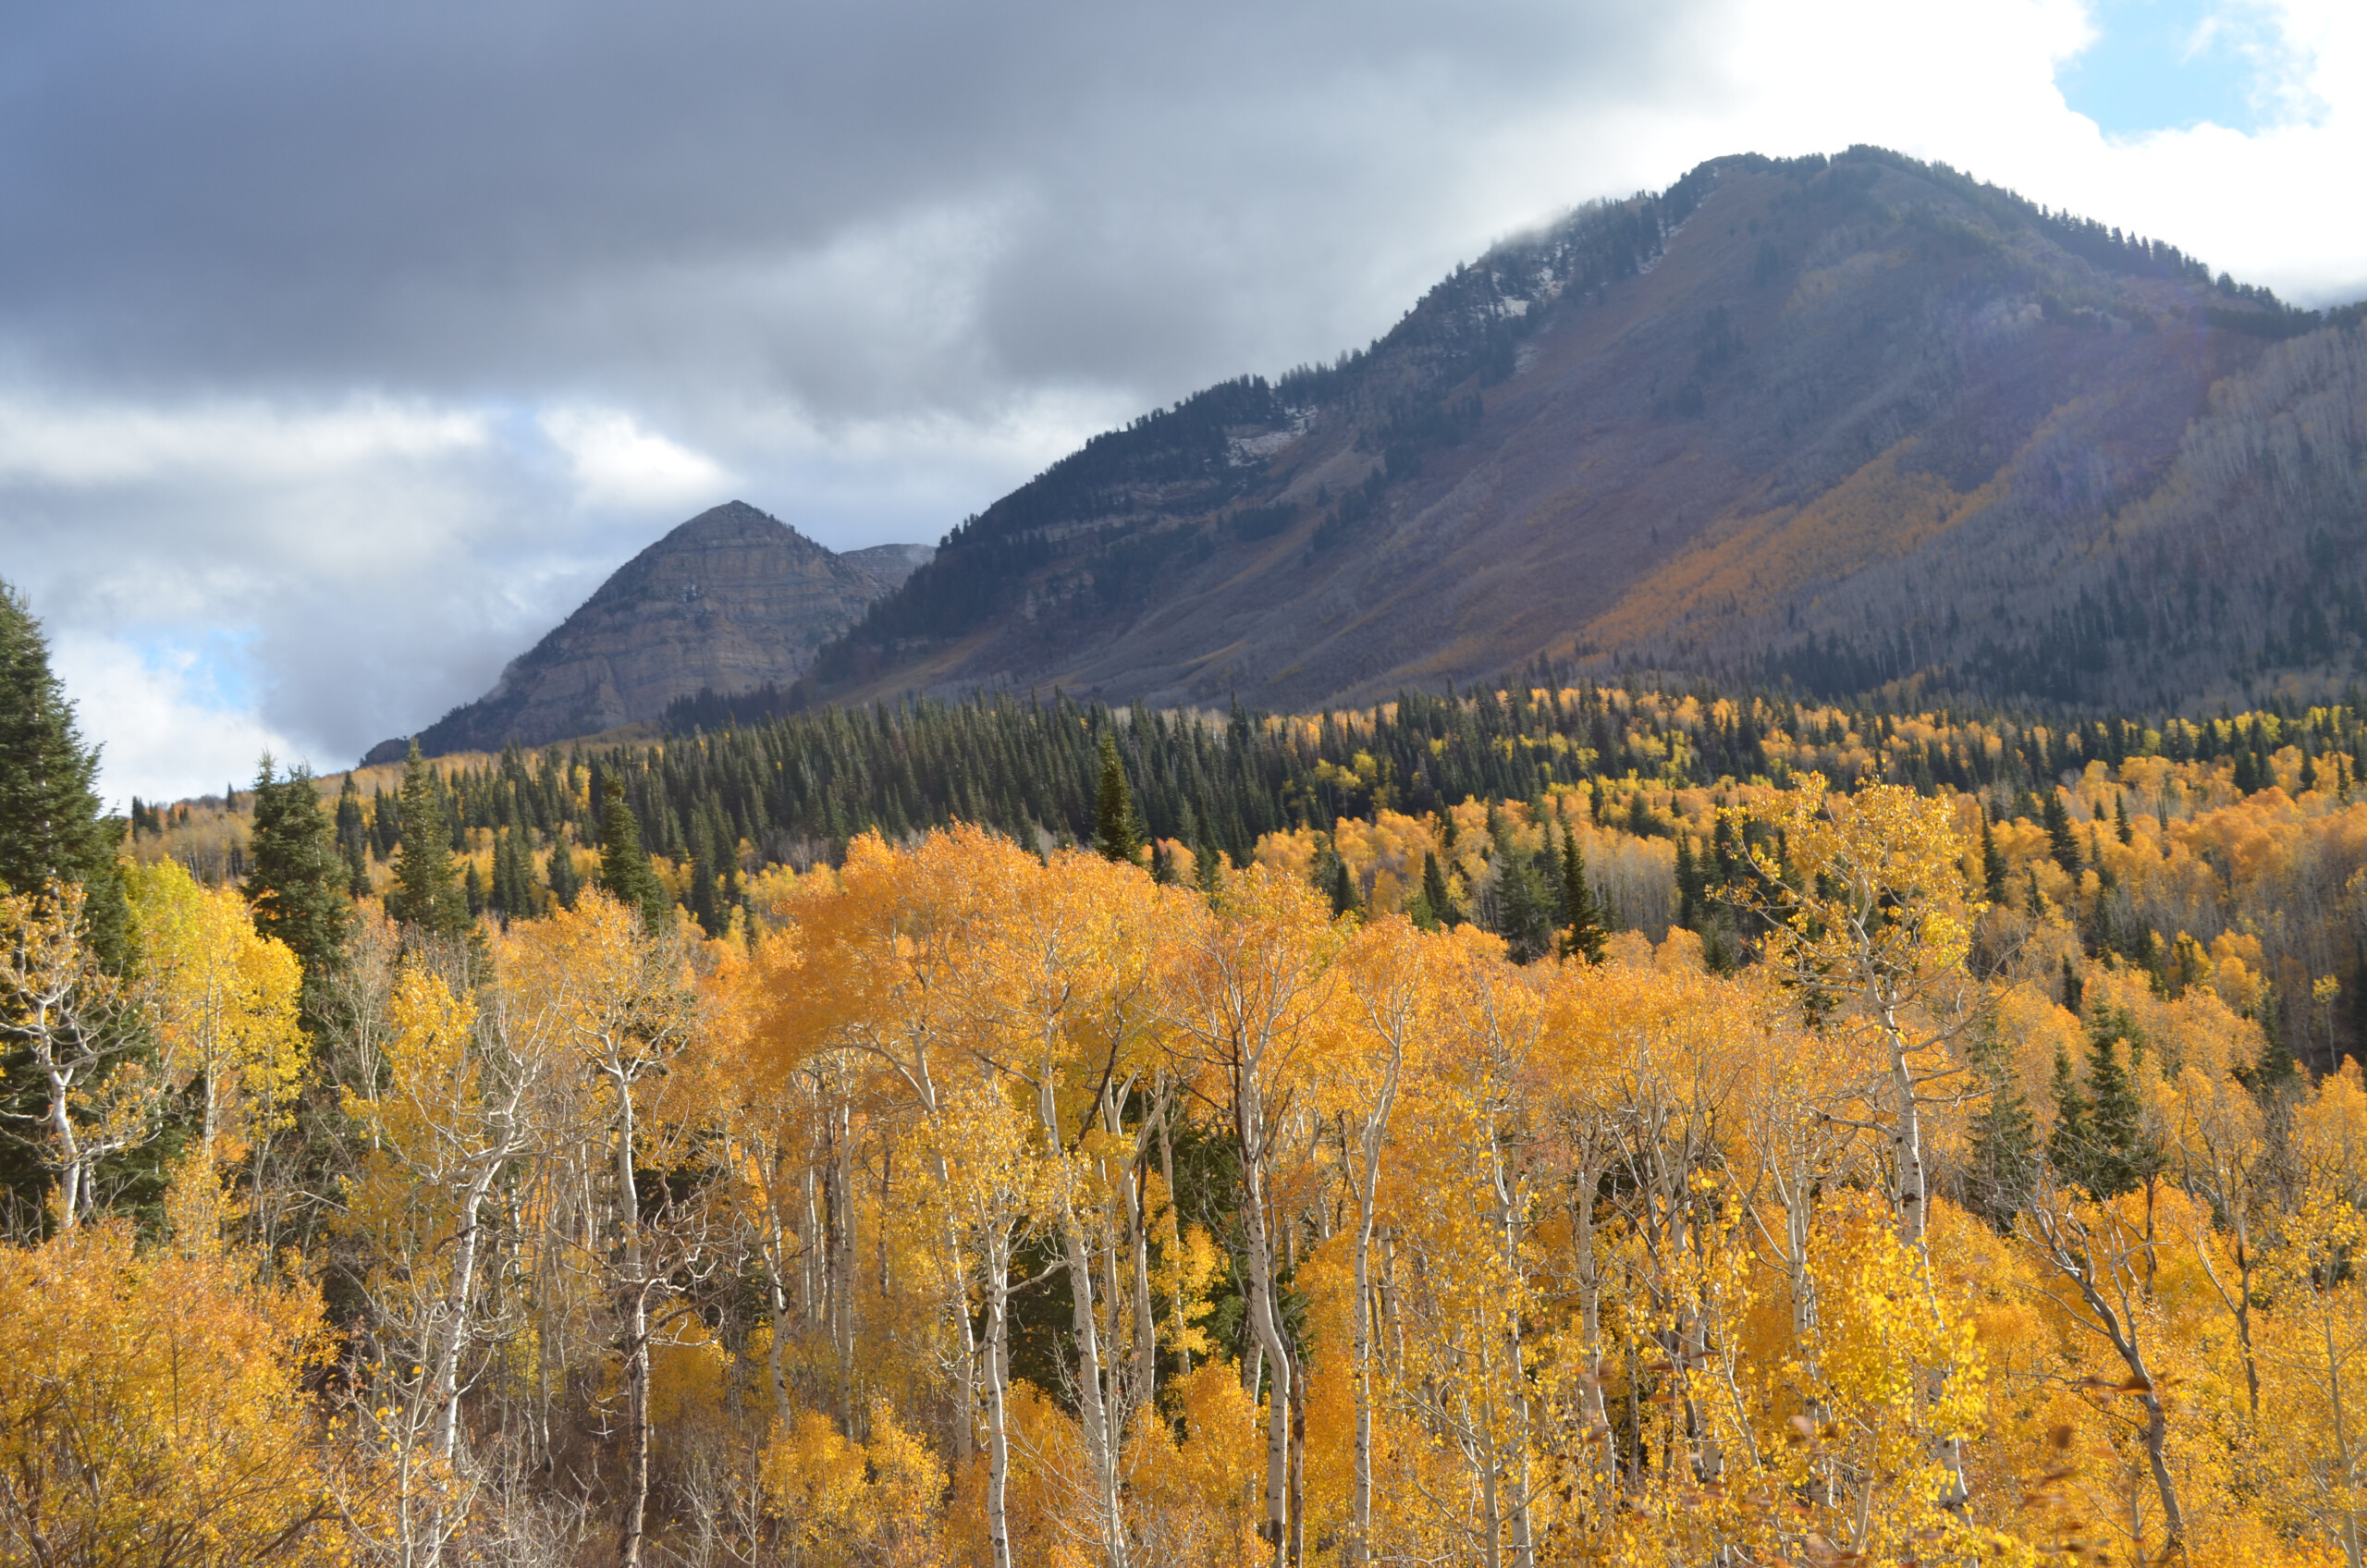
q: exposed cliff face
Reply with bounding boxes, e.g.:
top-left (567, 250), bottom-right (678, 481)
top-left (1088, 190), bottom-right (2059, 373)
top-left (797, 147), bottom-right (2361, 714)
top-left (386, 502), bottom-right (929, 757)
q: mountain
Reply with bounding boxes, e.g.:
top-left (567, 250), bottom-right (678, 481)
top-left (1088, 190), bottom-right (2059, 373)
top-left (379, 502), bottom-right (930, 758)
top-left (793, 146), bottom-right (2365, 717)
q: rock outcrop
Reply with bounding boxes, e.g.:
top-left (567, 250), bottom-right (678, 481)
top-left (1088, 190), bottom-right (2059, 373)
top-left (378, 502), bottom-right (929, 758)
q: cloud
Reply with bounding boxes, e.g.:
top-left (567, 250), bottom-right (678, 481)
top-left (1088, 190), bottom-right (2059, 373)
top-left (539, 409), bottom-right (730, 510)
top-left (47, 631), bottom-right (302, 808)
top-left (0, 0), bottom-right (2359, 799)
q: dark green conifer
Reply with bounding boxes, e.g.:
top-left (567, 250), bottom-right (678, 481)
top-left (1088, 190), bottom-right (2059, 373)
top-left (0, 581), bottom-right (126, 964)
top-left (1419, 850), bottom-right (1457, 930)
top-left (1964, 1024), bottom-right (2039, 1230)
top-left (1980, 807), bottom-right (2008, 903)
top-left (2114, 791), bottom-right (2133, 846)
top-left (596, 778), bottom-right (673, 932)
top-left (1329, 855), bottom-right (1361, 920)
top-left (2060, 954), bottom-right (2084, 1014)
top-left (546, 831), bottom-right (581, 911)
top-left (2079, 1007), bottom-right (2151, 1198)
top-left (246, 758), bottom-right (351, 1029)
top-left (335, 774), bottom-right (372, 896)
top-left (1560, 826), bottom-right (1607, 963)
top-left (1673, 836), bottom-right (1702, 929)
top-left (2042, 790), bottom-right (2081, 874)
top-left (386, 741), bottom-right (470, 939)
top-left (2047, 1044), bottom-right (2090, 1190)
top-left (1093, 734), bottom-right (1142, 864)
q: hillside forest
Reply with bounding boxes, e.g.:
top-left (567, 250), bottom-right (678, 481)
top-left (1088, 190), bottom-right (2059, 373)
top-left (16, 583), bottom-right (2367, 1564)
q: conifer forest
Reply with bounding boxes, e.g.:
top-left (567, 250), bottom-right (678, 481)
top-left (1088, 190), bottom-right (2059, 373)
top-left (22, 578), bottom-right (2367, 1567)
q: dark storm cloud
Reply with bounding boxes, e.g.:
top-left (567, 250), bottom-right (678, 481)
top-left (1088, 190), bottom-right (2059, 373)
top-left (0, 0), bottom-right (1704, 411)
top-left (0, 0), bottom-right (1734, 797)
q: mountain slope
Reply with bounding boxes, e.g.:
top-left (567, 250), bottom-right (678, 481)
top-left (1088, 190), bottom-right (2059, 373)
top-left (795, 146), bottom-right (2362, 715)
top-left (389, 502), bottom-right (930, 757)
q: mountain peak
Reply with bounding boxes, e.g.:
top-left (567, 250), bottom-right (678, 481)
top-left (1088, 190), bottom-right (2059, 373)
top-left (377, 503), bottom-right (933, 758)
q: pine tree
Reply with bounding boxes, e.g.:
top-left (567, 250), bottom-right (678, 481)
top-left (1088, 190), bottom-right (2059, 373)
top-left (1329, 855), bottom-right (1361, 920)
top-left (1560, 826), bottom-right (1607, 963)
top-left (246, 758), bottom-right (350, 1030)
top-left (2060, 954), bottom-right (2084, 1014)
top-left (334, 774), bottom-right (372, 896)
top-left (2042, 790), bottom-right (2081, 874)
top-left (1093, 734), bottom-right (1142, 864)
top-left (0, 581), bottom-right (126, 965)
top-left (1980, 807), bottom-right (2008, 902)
top-left (1964, 1024), bottom-right (2038, 1230)
top-left (2114, 791), bottom-right (2133, 845)
top-left (1418, 850), bottom-right (1457, 930)
top-left (687, 819), bottom-right (725, 938)
top-left (1673, 836), bottom-right (1703, 929)
top-left (2080, 1007), bottom-right (2149, 1199)
top-left (547, 831), bottom-right (581, 910)
top-left (596, 778), bottom-right (673, 933)
top-left (2048, 1044), bottom-right (2091, 1190)
top-left (387, 741), bottom-right (470, 940)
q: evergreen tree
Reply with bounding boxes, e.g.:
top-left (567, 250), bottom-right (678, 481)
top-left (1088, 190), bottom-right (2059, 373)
top-left (2060, 954), bottom-right (2084, 1014)
top-left (1560, 826), bottom-right (1607, 964)
top-left (1195, 841), bottom-right (1223, 897)
top-left (1964, 1023), bottom-right (2039, 1231)
top-left (0, 581), bottom-right (126, 964)
top-left (1328, 854), bottom-right (1362, 920)
top-left (1673, 836), bottom-right (1703, 930)
top-left (2114, 791), bottom-right (2133, 846)
top-left (246, 758), bottom-right (350, 1030)
top-left (334, 774), bottom-right (372, 896)
top-left (2042, 790), bottom-right (2081, 874)
top-left (386, 741), bottom-right (470, 939)
top-left (596, 778), bottom-right (673, 932)
top-left (2047, 1044), bottom-right (2090, 1189)
top-left (1418, 850), bottom-right (1457, 930)
top-left (546, 831), bottom-right (581, 911)
top-left (2079, 1007), bottom-right (2151, 1199)
top-left (2350, 952), bottom-right (2367, 1069)
top-left (1489, 847), bottom-right (1554, 964)
top-left (1093, 734), bottom-right (1142, 864)
top-left (463, 861), bottom-right (486, 918)
top-left (1980, 807), bottom-right (2008, 903)
top-left (687, 820), bottom-right (725, 938)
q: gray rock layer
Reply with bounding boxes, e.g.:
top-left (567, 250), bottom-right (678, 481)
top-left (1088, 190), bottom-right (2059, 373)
top-left (387, 502), bottom-right (929, 757)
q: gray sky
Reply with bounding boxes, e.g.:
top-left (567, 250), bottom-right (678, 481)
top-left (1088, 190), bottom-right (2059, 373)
top-left (2, 0), bottom-right (2360, 801)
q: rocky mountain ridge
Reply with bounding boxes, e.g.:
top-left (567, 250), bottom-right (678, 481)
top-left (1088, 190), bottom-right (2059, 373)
top-left (378, 502), bottom-right (929, 758)
top-left (791, 146), bottom-right (2363, 717)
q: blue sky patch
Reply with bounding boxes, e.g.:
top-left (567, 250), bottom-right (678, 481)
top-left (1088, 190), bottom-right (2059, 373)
top-left (2058, 0), bottom-right (2272, 135)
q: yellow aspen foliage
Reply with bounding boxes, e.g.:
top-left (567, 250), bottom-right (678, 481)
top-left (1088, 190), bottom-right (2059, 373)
top-left (0, 1222), bottom-right (339, 1568)
top-left (126, 857), bottom-right (306, 1158)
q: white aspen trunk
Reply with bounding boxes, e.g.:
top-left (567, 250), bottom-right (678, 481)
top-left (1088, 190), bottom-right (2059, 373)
top-left (1035, 1075), bottom-right (1128, 1568)
top-left (613, 1078), bottom-right (652, 1568)
top-left (431, 1158), bottom-right (504, 1461)
top-left (1236, 1095), bottom-right (1294, 1565)
top-left (983, 1225), bottom-right (1016, 1568)
top-left (43, 1060), bottom-right (82, 1230)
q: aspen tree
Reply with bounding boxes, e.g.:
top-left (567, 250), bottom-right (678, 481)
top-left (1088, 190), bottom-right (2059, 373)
top-left (1157, 864), bottom-right (1343, 1564)
top-left (0, 882), bottom-right (160, 1229)
top-left (1735, 774), bottom-right (1986, 1512)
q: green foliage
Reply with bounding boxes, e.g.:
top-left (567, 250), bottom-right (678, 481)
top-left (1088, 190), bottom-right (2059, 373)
top-left (0, 581), bottom-right (125, 966)
top-left (596, 779), bottom-right (672, 934)
top-left (1560, 827), bottom-right (1607, 964)
top-left (245, 758), bottom-right (350, 1031)
top-left (1094, 733), bottom-right (1142, 864)
top-left (386, 741), bottom-right (470, 940)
